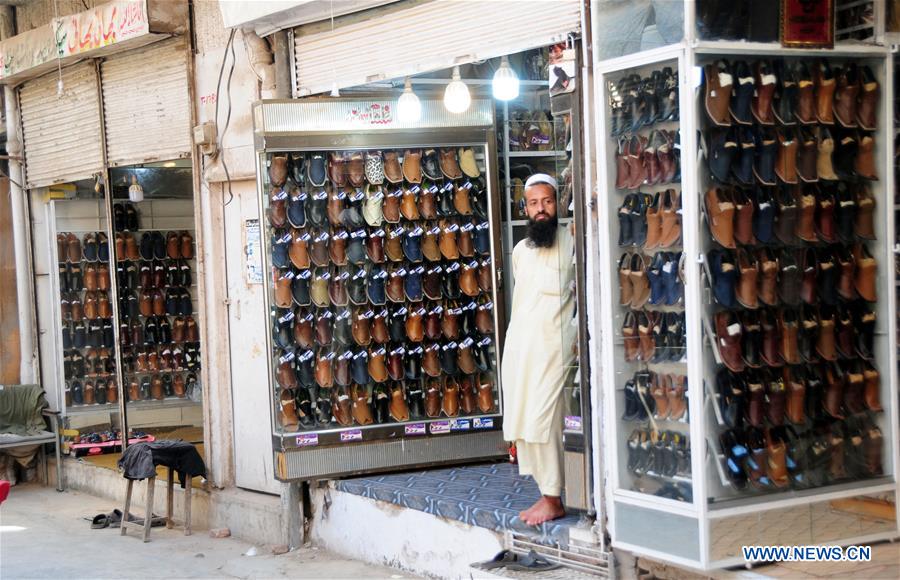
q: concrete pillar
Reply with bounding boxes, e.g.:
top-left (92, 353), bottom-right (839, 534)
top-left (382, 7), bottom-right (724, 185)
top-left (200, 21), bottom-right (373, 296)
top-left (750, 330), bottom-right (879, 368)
top-left (281, 481), bottom-right (303, 549)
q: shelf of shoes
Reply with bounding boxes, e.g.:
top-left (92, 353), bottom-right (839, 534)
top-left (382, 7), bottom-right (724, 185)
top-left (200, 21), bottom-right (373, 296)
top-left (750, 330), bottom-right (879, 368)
top-left (698, 56), bottom-right (889, 502)
top-left (114, 206), bottom-right (202, 405)
top-left (602, 59), bottom-right (693, 505)
top-left (261, 147), bottom-right (502, 438)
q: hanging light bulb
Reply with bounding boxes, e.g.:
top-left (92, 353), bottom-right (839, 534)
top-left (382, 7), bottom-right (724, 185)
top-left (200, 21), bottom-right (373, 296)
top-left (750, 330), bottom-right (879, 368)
top-left (128, 175), bottom-right (144, 203)
top-left (330, 81), bottom-right (340, 98)
top-left (492, 55), bottom-right (519, 101)
top-left (397, 77), bottom-right (421, 123)
top-left (444, 66), bottom-right (470, 114)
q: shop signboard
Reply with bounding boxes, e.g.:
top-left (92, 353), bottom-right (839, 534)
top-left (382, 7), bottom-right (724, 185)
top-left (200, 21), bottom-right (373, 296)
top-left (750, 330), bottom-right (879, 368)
top-left (780, 0), bottom-right (834, 48)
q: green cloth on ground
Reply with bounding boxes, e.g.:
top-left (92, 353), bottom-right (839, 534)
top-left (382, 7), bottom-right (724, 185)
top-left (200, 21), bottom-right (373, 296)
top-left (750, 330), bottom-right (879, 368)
top-left (0, 384), bottom-right (47, 436)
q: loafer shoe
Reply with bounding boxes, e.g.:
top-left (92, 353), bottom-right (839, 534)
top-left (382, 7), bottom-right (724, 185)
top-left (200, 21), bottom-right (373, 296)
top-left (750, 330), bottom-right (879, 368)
top-left (365, 151), bottom-right (384, 185)
top-left (402, 225), bottom-right (424, 262)
top-left (287, 189), bottom-right (307, 228)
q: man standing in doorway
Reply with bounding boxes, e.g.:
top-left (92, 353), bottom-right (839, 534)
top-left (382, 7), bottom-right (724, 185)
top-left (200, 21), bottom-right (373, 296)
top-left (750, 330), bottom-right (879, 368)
top-left (501, 173), bottom-right (575, 526)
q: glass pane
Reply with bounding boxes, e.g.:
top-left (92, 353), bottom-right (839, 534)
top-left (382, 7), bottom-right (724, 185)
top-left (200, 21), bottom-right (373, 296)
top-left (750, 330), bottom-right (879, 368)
top-left (260, 147), bottom-right (501, 435)
top-left (595, 0), bottom-right (684, 60)
top-left (603, 58), bottom-right (692, 502)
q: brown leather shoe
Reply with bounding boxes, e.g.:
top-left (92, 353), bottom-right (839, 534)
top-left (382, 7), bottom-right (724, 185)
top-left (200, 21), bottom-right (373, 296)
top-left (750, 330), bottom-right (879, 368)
top-left (715, 311), bottom-right (744, 372)
top-left (328, 228), bottom-right (347, 265)
top-left (622, 311), bottom-right (640, 362)
top-left (477, 374), bottom-right (495, 413)
top-left (384, 226), bottom-right (404, 262)
top-left (328, 153), bottom-right (347, 187)
top-left (124, 233), bottom-right (139, 261)
top-left (418, 187), bottom-right (437, 220)
top-left (799, 248), bottom-right (817, 305)
top-left (269, 154), bottom-right (288, 186)
top-left (423, 343), bottom-right (441, 377)
top-left (387, 348), bottom-right (404, 381)
top-left (98, 292), bottom-right (112, 318)
top-left (382, 187), bottom-right (402, 223)
top-left (83, 382), bottom-right (96, 405)
top-left (460, 263), bottom-right (480, 298)
top-left (475, 298), bottom-right (494, 336)
top-left (863, 362), bottom-right (882, 411)
top-left (778, 309), bottom-right (801, 365)
top-left (835, 246), bottom-right (856, 301)
top-left (617, 253), bottom-right (633, 306)
top-left (834, 64), bottom-right (860, 128)
top-left (853, 243), bottom-right (877, 302)
top-left (276, 359), bottom-right (297, 389)
top-left (775, 129), bottom-right (798, 184)
top-left (107, 379), bottom-right (119, 403)
top-left (857, 66), bottom-right (879, 130)
top-left (166, 231), bottom-right (180, 259)
top-left (383, 151), bottom-right (403, 184)
top-left (477, 260), bottom-right (492, 293)
top-left (815, 188), bottom-right (836, 243)
top-left (84, 264), bottom-right (98, 291)
top-left (756, 248), bottom-right (779, 307)
top-left (288, 230), bottom-right (309, 269)
top-left (854, 184), bottom-right (876, 240)
top-left (752, 61), bottom-right (776, 124)
top-left (332, 386), bottom-right (353, 426)
top-left (389, 382), bottom-right (410, 422)
top-left (84, 291), bottom-right (98, 320)
top-left (371, 310), bottom-right (389, 344)
top-left (458, 227), bottom-right (474, 258)
top-left (796, 129), bottom-right (817, 183)
top-left (424, 379), bottom-right (442, 418)
top-left (439, 148), bottom-right (463, 180)
top-left (386, 266), bottom-right (405, 302)
top-left (765, 429), bottom-right (790, 488)
top-left (441, 377), bottom-right (460, 417)
top-left (422, 225), bottom-right (441, 262)
top-left (347, 152), bottom-right (365, 188)
top-left (636, 311), bottom-right (656, 363)
top-left (816, 127), bottom-right (838, 180)
top-left (650, 373), bottom-right (669, 419)
top-left (644, 193), bottom-right (662, 250)
top-left (457, 339), bottom-right (476, 375)
top-left (814, 60), bottom-right (836, 124)
top-left (735, 248), bottom-right (759, 309)
top-left (796, 67), bottom-right (815, 125)
top-left (406, 306), bottom-right (424, 342)
top-left (658, 189), bottom-right (682, 248)
top-left (732, 189), bottom-right (754, 246)
top-left (181, 231), bottom-right (194, 260)
top-left (759, 310), bottom-right (782, 368)
top-left (274, 270), bottom-right (294, 308)
top-left (401, 188), bottom-right (420, 221)
top-left (368, 347), bottom-right (388, 383)
top-left (310, 230), bottom-right (330, 266)
top-left (351, 308), bottom-right (371, 346)
top-left (312, 351), bottom-right (332, 389)
top-left (628, 253), bottom-right (651, 309)
top-left (402, 150), bottom-right (422, 184)
top-left (328, 186), bottom-right (347, 226)
top-left (439, 220), bottom-right (460, 260)
top-left (454, 185), bottom-right (474, 216)
top-left (441, 303), bottom-right (460, 340)
top-left (704, 61), bottom-right (732, 126)
top-left (667, 375), bottom-right (687, 421)
top-left (459, 375), bottom-right (477, 415)
top-left (705, 187), bottom-right (736, 248)
top-left (843, 366), bottom-right (865, 415)
top-left (854, 134), bottom-right (877, 180)
top-left (279, 389), bottom-right (299, 431)
top-left (774, 187), bottom-right (799, 245)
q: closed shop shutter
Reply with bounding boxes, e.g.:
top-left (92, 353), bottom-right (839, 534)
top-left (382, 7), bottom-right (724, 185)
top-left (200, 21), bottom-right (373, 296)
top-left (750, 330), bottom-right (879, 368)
top-left (101, 37), bottom-right (192, 167)
top-left (20, 62), bottom-right (104, 188)
top-left (293, 0), bottom-right (581, 96)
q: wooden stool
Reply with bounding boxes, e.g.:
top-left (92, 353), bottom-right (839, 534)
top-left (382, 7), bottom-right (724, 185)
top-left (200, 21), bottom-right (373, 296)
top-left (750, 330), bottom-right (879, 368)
top-left (120, 467), bottom-right (193, 542)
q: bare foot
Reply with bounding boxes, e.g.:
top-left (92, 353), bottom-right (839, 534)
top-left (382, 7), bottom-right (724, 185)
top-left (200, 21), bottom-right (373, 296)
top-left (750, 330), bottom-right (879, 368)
top-left (521, 496), bottom-right (565, 526)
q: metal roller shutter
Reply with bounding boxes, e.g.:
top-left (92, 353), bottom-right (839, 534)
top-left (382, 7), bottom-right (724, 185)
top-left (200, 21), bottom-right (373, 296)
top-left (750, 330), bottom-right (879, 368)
top-left (101, 38), bottom-right (192, 167)
top-left (293, 0), bottom-right (581, 96)
top-left (20, 62), bottom-right (105, 188)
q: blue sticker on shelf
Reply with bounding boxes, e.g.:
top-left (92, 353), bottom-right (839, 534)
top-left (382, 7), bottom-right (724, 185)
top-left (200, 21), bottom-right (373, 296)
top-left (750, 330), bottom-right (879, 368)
top-left (473, 418), bottom-right (494, 430)
top-left (450, 419), bottom-right (471, 431)
top-left (565, 416), bottom-right (583, 432)
top-left (340, 429), bottom-right (363, 442)
top-left (430, 420), bottom-right (451, 435)
top-left (404, 423), bottom-right (426, 436)
top-left (296, 433), bottom-right (319, 447)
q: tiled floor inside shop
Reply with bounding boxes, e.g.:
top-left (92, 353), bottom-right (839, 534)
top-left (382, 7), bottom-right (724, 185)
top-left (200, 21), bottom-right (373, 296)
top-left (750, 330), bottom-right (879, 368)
top-left (335, 461), bottom-right (584, 546)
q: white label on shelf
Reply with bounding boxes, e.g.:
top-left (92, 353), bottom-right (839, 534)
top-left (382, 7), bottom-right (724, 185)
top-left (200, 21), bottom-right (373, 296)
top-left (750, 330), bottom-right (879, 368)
top-left (296, 433), bottom-right (318, 447)
top-left (473, 418), bottom-right (494, 430)
top-left (430, 421), bottom-right (450, 434)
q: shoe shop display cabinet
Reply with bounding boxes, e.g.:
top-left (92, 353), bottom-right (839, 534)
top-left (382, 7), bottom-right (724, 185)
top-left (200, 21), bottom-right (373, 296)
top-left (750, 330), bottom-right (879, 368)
top-left (253, 98), bottom-right (511, 481)
top-left (594, 45), bottom-right (900, 570)
top-left (47, 173), bottom-right (203, 437)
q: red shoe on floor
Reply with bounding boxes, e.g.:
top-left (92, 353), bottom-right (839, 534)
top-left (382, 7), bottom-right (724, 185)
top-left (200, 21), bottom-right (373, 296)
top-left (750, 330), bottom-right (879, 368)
top-left (0, 480), bottom-right (10, 505)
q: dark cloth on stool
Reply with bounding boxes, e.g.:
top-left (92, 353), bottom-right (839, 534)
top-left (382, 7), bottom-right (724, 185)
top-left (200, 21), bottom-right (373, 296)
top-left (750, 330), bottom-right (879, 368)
top-left (118, 440), bottom-right (206, 487)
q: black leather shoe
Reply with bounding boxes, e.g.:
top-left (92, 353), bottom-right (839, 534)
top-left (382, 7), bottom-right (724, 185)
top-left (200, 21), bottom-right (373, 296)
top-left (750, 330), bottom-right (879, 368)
top-left (351, 350), bottom-right (369, 385)
top-left (442, 263), bottom-right (461, 299)
top-left (296, 350), bottom-right (316, 386)
top-left (407, 382), bottom-right (424, 419)
top-left (348, 268), bottom-right (368, 305)
top-left (440, 342), bottom-right (458, 375)
top-left (730, 60), bottom-right (754, 125)
top-left (292, 271), bottom-right (311, 306)
top-left (373, 385), bottom-right (390, 423)
top-left (404, 345), bottom-right (422, 380)
top-left (333, 308), bottom-right (353, 345)
top-left (389, 307), bottom-right (407, 342)
top-left (308, 153), bottom-right (327, 187)
top-left (708, 128), bottom-right (738, 183)
top-left (422, 149), bottom-right (442, 181)
top-left (402, 226), bottom-right (424, 262)
top-left (307, 190), bottom-right (328, 227)
top-left (753, 127), bottom-right (777, 185)
top-left (315, 395), bottom-right (332, 427)
top-left (405, 265), bottom-right (424, 302)
top-left (289, 153), bottom-right (306, 185)
top-left (347, 234), bottom-right (367, 265)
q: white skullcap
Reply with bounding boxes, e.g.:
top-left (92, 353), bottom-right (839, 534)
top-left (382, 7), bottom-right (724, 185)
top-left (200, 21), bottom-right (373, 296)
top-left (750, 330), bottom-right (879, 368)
top-left (524, 173), bottom-right (558, 191)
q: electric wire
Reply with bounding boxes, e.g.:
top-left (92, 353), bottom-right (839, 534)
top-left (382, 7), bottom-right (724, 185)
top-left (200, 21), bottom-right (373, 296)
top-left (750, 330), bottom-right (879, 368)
top-left (214, 29), bottom-right (236, 206)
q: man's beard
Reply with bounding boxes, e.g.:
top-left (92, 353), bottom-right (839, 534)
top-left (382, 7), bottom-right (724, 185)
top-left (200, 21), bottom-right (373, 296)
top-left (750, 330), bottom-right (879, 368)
top-left (526, 213), bottom-right (558, 248)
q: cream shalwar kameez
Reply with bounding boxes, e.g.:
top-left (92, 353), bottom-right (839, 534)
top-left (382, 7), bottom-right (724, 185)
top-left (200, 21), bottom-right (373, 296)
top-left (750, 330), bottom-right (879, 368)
top-left (501, 226), bottom-right (576, 496)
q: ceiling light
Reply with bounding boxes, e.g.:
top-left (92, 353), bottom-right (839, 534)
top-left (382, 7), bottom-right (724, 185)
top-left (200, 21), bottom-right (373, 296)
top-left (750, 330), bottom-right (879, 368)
top-left (397, 77), bottom-right (421, 122)
top-left (444, 66), bottom-right (470, 114)
top-left (492, 56), bottom-right (519, 101)
top-left (330, 81), bottom-right (340, 98)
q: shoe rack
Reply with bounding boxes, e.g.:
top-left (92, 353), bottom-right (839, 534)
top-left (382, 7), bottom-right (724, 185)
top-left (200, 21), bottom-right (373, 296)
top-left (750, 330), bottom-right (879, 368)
top-left (594, 45), bottom-right (899, 570)
top-left (254, 99), bottom-right (508, 482)
top-left (48, 197), bottom-right (203, 431)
